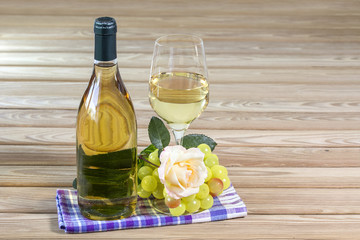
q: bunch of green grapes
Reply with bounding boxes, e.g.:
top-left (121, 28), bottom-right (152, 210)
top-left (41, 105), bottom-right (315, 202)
top-left (137, 144), bottom-right (230, 217)
top-left (137, 149), bottom-right (163, 199)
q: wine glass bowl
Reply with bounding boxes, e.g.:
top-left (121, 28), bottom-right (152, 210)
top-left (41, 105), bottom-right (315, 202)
top-left (148, 35), bottom-right (209, 144)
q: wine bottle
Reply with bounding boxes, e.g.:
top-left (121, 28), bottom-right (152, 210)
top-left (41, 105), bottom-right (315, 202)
top-left (76, 17), bottom-right (137, 220)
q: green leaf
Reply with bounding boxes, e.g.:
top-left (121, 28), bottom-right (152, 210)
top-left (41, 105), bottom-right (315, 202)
top-left (148, 116), bottom-right (170, 150)
top-left (182, 134), bottom-right (217, 151)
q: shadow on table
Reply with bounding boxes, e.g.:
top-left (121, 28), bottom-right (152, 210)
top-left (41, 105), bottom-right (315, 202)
top-left (49, 215), bottom-right (64, 234)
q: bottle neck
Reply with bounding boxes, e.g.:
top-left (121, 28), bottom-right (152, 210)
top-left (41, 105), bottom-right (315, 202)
top-left (93, 59), bottom-right (118, 85)
top-left (94, 34), bottom-right (117, 61)
top-left (94, 59), bottom-right (118, 66)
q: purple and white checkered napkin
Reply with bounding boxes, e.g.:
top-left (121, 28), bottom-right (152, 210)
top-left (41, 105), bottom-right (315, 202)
top-left (56, 185), bottom-right (247, 233)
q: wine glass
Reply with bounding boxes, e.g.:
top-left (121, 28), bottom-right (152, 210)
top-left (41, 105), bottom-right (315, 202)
top-left (149, 34), bottom-right (209, 145)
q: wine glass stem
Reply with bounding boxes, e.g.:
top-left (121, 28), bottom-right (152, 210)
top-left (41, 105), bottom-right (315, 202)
top-left (172, 129), bottom-right (186, 145)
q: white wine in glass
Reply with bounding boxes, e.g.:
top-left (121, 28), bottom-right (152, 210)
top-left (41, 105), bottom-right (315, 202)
top-left (149, 35), bottom-right (209, 145)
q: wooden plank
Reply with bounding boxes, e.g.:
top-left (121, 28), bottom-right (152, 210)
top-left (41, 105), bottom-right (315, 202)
top-left (1, 52), bottom-right (360, 68)
top-left (230, 167), bottom-right (360, 188)
top-left (3, 40), bottom-right (360, 56)
top-left (0, 0), bottom-right (359, 17)
top-left (1, 82), bottom-right (360, 112)
top-left (0, 127), bottom-right (77, 146)
top-left (241, 188), bottom-right (360, 215)
top-left (2, 81), bottom-right (360, 102)
top-left (0, 109), bottom-right (77, 128)
top-left (0, 166), bottom-right (359, 188)
top-left (0, 166), bottom-right (75, 187)
top-left (1, 187), bottom-right (359, 215)
top-left (2, 66), bottom-right (360, 85)
top-left (0, 187), bottom-right (58, 213)
top-left (0, 127), bottom-right (359, 147)
top-left (1, 26), bottom-right (360, 42)
top-left (0, 145), bottom-right (75, 166)
top-left (0, 66), bottom-right (152, 85)
top-left (1, 15), bottom-right (360, 30)
top-left (0, 213), bottom-right (359, 239)
top-left (202, 130), bottom-right (360, 148)
top-left (2, 109), bottom-right (360, 131)
top-left (217, 147), bottom-right (360, 167)
top-left (1, 145), bottom-right (360, 167)
top-left (2, 95), bottom-right (360, 113)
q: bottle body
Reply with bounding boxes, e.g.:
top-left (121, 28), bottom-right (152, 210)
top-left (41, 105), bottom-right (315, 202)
top-left (76, 59), bottom-right (137, 220)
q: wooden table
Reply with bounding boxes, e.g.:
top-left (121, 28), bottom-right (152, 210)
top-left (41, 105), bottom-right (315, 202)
top-left (0, 0), bottom-right (360, 238)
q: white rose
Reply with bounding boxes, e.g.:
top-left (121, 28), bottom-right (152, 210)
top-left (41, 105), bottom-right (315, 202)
top-left (158, 145), bottom-right (207, 199)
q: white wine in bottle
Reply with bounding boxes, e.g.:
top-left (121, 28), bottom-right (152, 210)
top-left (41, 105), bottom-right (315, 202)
top-left (76, 17), bottom-right (137, 220)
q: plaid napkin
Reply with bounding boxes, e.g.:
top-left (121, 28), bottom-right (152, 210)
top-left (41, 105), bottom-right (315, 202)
top-left (56, 185), bottom-right (247, 233)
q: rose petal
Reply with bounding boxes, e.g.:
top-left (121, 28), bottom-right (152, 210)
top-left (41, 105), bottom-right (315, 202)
top-left (178, 186), bottom-right (200, 198)
top-left (166, 167), bottom-right (182, 188)
top-left (178, 147), bottom-right (204, 162)
top-left (173, 164), bottom-right (191, 187)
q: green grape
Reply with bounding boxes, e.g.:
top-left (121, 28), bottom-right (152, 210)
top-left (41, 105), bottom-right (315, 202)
top-left (152, 183), bottom-right (164, 199)
top-left (165, 196), bottom-right (181, 208)
top-left (152, 168), bottom-right (160, 182)
top-left (208, 178), bottom-right (224, 197)
top-left (163, 187), bottom-right (168, 197)
top-left (204, 154), bottom-right (219, 168)
top-left (138, 166), bottom-right (153, 180)
top-left (141, 175), bottom-right (157, 192)
top-left (211, 165), bottom-right (228, 179)
top-left (144, 161), bottom-right (156, 169)
top-left (137, 185), bottom-right (151, 198)
top-left (197, 143), bottom-right (211, 157)
top-left (200, 194), bottom-right (214, 210)
top-left (148, 149), bottom-right (160, 167)
top-left (182, 194), bottom-right (196, 203)
top-left (169, 201), bottom-right (186, 216)
top-left (185, 198), bottom-right (201, 213)
top-left (205, 166), bottom-right (212, 182)
top-left (196, 183), bottom-right (209, 200)
top-left (221, 176), bottom-right (231, 190)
